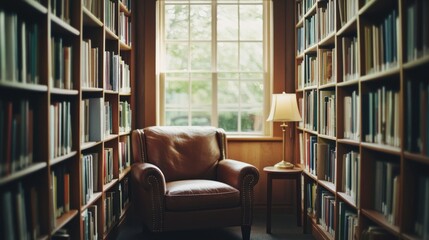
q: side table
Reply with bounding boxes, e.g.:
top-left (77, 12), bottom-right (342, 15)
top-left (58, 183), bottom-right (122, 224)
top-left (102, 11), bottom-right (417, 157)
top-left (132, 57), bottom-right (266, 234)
top-left (263, 166), bottom-right (303, 234)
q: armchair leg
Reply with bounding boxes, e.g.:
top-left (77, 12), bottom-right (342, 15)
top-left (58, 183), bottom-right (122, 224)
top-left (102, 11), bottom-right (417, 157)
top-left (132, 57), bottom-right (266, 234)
top-left (241, 225), bottom-right (251, 240)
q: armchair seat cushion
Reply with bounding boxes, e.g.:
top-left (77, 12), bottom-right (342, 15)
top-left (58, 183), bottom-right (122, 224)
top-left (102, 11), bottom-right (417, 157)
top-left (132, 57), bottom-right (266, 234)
top-left (165, 179), bottom-right (240, 211)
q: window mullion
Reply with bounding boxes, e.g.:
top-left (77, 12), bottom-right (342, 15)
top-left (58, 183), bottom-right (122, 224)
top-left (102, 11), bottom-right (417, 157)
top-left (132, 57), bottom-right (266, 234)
top-left (212, 0), bottom-right (218, 127)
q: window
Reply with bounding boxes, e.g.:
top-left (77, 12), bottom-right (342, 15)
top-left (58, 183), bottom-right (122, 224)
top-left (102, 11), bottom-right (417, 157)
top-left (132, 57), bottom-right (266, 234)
top-left (158, 0), bottom-right (272, 135)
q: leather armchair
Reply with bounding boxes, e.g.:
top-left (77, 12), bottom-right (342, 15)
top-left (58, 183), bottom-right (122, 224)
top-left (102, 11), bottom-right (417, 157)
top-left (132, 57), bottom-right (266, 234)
top-left (131, 126), bottom-right (259, 240)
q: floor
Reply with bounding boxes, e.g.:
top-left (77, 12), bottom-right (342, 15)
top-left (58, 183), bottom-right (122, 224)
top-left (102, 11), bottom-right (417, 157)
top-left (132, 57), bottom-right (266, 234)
top-left (115, 207), bottom-right (316, 240)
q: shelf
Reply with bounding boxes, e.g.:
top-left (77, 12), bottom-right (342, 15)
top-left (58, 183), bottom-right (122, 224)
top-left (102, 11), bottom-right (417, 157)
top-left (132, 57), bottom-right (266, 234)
top-left (23, 0), bottom-right (48, 14)
top-left (50, 14), bottom-right (80, 36)
top-left (0, 162), bottom-right (47, 186)
top-left (0, 81), bottom-right (48, 92)
top-left (337, 79), bottom-right (359, 87)
top-left (337, 16), bottom-right (357, 36)
top-left (303, 3), bottom-right (317, 18)
top-left (361, 209), bottom-right (401, 237)
top-left (302, 170), bottom-right (317, 181)
top-left (50, 151), bottom-right (78, 166)
top-left (83, 8), bottom-right (103, 27)
top-left (304, 44), bottom-right (318, 53)
top-left (318, 32), bottom-right (335, 47)
top-left (360, 67), bottom-right (400, 82)
top-left (119, 167), bottom-right (131, 180)
top-left (404, 54), bottom-right (429, 70)
top-left (105, 27), bottom-right (119, 40)
top-left (119, 131), bottom-right (131, 136)
top-left (81, 141), bottom-right (102, 151)
top-left (50, 88), bottom-right (79, 95)
top-left (337, 138), bottom-right (360, 146)
top-left (105, 134), bottom-right (118, 142)
top-left (337, 192), bottom-right (358, 209)
top-left (52, 210), bottom-right (79, 235)
top-left (120, 41), bottom-right (132, 51)
top-left (318, 180), bottom-right (335, 193)
top-left (404, 152), bottom-right (429, 165)
top-left (318, 82), bottom-right (336, 89)
top-left (81, 192), bottom-right (103, 211)
top-left (103, 179), bottom-right (119, 192)
top-left (361, 142), bottom-right (401, 155)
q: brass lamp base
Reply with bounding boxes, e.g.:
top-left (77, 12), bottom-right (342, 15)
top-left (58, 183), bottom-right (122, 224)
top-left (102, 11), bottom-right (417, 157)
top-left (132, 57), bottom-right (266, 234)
top-left (274, 160), bottom-right (294, 169)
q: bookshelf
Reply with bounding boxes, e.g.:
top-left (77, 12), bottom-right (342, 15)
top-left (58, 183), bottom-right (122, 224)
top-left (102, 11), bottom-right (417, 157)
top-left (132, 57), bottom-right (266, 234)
top-left (295, 0), bottom-right (429, 239)
top-left (0, 0), bottom-right (134, 239)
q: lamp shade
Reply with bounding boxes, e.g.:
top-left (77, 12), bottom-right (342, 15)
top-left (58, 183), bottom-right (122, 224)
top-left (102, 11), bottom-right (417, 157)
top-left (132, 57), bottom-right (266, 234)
top-left (266, 92), bottom-right (302, 122)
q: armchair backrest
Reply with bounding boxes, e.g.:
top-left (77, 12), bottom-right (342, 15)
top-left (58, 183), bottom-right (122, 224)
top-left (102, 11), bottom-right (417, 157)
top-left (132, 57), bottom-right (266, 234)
top-left (132, 126), bottom-right (228, 182)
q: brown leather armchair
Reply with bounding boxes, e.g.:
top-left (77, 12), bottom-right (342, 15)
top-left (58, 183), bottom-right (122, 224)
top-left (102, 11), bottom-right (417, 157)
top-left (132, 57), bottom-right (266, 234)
top-left (131, 126), bottom-right (259, 240)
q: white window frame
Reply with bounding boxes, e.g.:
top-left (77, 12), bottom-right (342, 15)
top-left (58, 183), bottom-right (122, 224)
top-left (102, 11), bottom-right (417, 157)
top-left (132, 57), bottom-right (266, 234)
top-left (157, 0), bottom-right (273, 136)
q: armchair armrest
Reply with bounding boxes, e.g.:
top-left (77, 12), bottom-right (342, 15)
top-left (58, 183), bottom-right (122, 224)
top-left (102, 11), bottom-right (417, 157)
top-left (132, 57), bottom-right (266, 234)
top-left (217, 159), bottom-right (259, 191)
top-left (131, 162), bottom-right (167, 232)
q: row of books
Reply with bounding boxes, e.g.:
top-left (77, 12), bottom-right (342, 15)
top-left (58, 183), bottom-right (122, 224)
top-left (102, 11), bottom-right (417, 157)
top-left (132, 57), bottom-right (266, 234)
top-left (319, 48), bottom-right (335, 86)
top-left (81, 39), bottom-right (99, 89)
top-left (316, 142), bottom-right (336, 184)
top-left (305, 135), bottom-right (317, 175)
top-left (297, 27), bottom-right (304, 55)
top-left (119, 101), bottom-right (132, 133)
top-left (363, 9), bottom-right (399, 75)
top-left (118, 177), bottom-right (130, 215)
top-left (118, 136), bottom-right (131, 174)
top-left (121, 0), bottom-right (132, 11)
top-left (81, 98), bottom-right (104, 143)
top-left (104, 101), bottom-right (113, 136)
top-left (297, 60), bottom-right (304, 90)
top-left (319, 90), bottom-right (335, 137)
top-left (83, 0), bottom-right (101, 19)
top-left (104, 191), bottom-right (119, 233)
top-left (361, 226), bottom-right (392, 240)
top-left (374, 160), bottom-right (400, 225)
top-left (304, 53), bottom-right (318, 87)
top-left (303, 0), bottom-right (316, 14)
top-left (317, 0), bottom-right (335, 41)
top-left (105, 0), bottom-right (117, 34)
top-left (306, 181), bottom-right (317, 216)
top-left (104, 148), bottom-right (114, 185)
top-left (362, 87), bottom-right (400, 147)
top-left (51, 165), bottom-right (71, 221)
top-left (105, 51), bottom-right (131, 93)
top-left (0, 99), bottom-right (34, 177)
top-left (119, 12), bottom-right (132, 47)
top-left (342, 36), bottom-right (358, 82)
top-left (405, 0), bottom-right (429, 62)
top-left (406, 79), bottom-right (429, 155)
top-left (82, 205), bottom-right (98, 240)
top-left (341, 150), bottom-right (359, 204)
top-left (0, 11), bottom-right (39, 84)
top-left (338, 0), bottom-right (358, 27)
top-left (50, 101), bottom-right (73, 159)
top-left (305, 14), bottom-right (317, 48)
top-left (343, 90), bottom-right (360, 141)
top-left (318, 189), bottom-right (335, 237)
top-left (415, 175), bottom-right (429, 239)
top-left (51, 0), bottom-right (71, 24)
top-left (338, 202), bottom-right (358, 240)
top-left (51, 37), bottom-right (73, 90)
top-left (82, 152), bottom-right (99, 205)
top-left (304, 89), bottom-right (318, 131)
top-left (1, 183), bottom-right (40, 240)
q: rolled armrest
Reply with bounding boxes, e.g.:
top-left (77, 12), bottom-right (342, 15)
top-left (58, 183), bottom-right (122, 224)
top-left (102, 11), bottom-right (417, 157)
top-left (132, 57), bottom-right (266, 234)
top-left (131, 162), bottom-right (167, 194)
top-left (217, 159), bottom-right (259, 191)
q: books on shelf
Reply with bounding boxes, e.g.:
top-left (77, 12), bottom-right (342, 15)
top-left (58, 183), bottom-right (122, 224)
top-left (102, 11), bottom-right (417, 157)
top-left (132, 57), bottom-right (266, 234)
top-left (363, 9), bottom-right (399, 75)
top-left (119, 11), bottom-right (132, 46)
top-left (81, 98), bottom-right (104, 143)
top-left (305, 13), bottom-right (317, 48)
top-left (342, 36), bottom-right (358, 82)
top-left (317, 0), bottom-right (334, 41)
top-left (104, 190), bottom-right (120, 232)
top-left (319, 48), bottom-right (335, 86)
top-left (82, 205), bottom-right (98, 240)
top-left (343, 90), bottom-right (359, 141)
top-left (337, 0), bottom-right (357, 27)
top-left (305, 90), bottom-right (317, 131)
top-left (51, 37), bottom-right (73, 89)
top-left (361, 226), bottom-right (392, 240)
top-left (104, 101), bottom-right (112, 136)
top-left (81, 39), bottom-right (99, 88)
top-left (304, 53), bottom-right (318, 87)
top-left (50, 101), bottom-right (73, 159)
top-left (319, 90), bottom-right (335, 137)
top-left (316, 142), bottom-right (336, 184)
top-left (297, 26), bottom-right (304, 55)
top-left (51, 165), bottom-right (71, 220)
top-left (297, 60), bottom-right (304, 90)
top-left (119, 176), bottom-right (130, 214)
top-left (83, 0), bottom-right (101, 18)
top-left (81, 152), bottom-right (99, 205)
top-left (406, 0), bottom-right (429, 62)
top-left (338, 201), bottom-right (358, 240)
top-left (118, 136), bottom-right (131, 174)
top-left (341, 150), bottom-right (359, 204)
top-left (304, 0), bottom-right (316, 13)
top-left (306, 181), bottom-right (317, 216)
top-left (105, 0), bottom-right (117, 34)
top-left (51, 0), bottom-right (71, 23)
top-left (0, 10), bottom-right (39, 84)
top-left (119, 100), bottom-right (132, 133)
top-left (104, 148), bottom-right (114, 185)
top-left (362, 87), bottom-right (400, 147)
top-left (0, 99), bottom-right (34, 177)
top-left (305, 134), bottom-right (317, 175)
top-left (318, 189), bottom-right (335, 236)
top-left (104, 51), bottom-right (131, 93)
top-left (373, 160), bottom-right (400, 225)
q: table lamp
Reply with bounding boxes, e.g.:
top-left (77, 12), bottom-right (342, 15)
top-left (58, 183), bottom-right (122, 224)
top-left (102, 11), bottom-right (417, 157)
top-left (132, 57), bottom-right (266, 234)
top-left (267, 92), bottom-right (302, 169)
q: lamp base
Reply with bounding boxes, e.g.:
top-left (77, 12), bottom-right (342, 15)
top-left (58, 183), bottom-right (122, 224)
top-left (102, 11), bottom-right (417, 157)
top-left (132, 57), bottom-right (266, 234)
top-left (274, 160), bottom-right (294, 169)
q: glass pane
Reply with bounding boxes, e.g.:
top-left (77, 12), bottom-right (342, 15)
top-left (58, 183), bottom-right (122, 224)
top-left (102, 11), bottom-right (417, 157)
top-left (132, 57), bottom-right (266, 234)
top-left (218, 80), bottom-right (239, 106)
top-left (240, 72), bottom-right (263, 80)
top-left (190, 5), bottom-right (211, 40)
top-left (241, 111), bottom-right (263, 132)
top-left (191, 42), bottom-right (211, 70)
top-left (191, 111), bottom-right (211, 126)
top-left (165, 72), bottom-right (189, 79)
top-left (240, 42), bottom-right (263, 71)
top-left (240, 5), bottom-right (263, 40)
top-left (191, 72), bottom-right (211, 79)
top-left (219, 111), bottom-right (238, 132)
top-left (191, 80), bottom-right (212, 106)
top-left (165, 80), bottom-right (189, 106)
top-left (166, 43), bottom-right (189, 70)
top-left (217, 5), bottom-right (238, 40)
top-left (217, 42), bottom-right (238, 71)
top-left (166, 111), bottom-right (189, 126)
top-left (240, 80), bottom-right (264, 105)
top-left (165, 5), bottom-right (189, 40)
top-left (218, 72), bottom-right (239, 79)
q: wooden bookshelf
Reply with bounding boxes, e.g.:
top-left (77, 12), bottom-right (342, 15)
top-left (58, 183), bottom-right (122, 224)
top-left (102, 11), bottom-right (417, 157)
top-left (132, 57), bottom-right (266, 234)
top-left (295, 0), bottom-right (429, 239)
top-left (0, 0), bottom-right (134, 239)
